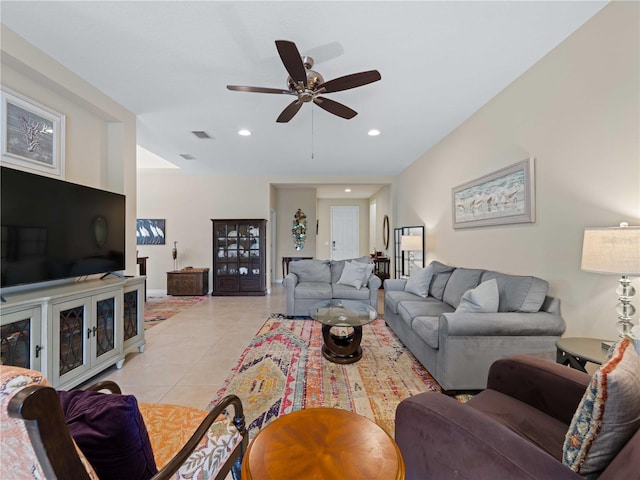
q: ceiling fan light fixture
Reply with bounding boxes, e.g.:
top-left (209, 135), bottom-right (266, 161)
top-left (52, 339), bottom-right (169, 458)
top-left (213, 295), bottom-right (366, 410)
top-left (368, 129), bottom-right (381, 136)
top-left (238, 129), bottom-right (251, 136)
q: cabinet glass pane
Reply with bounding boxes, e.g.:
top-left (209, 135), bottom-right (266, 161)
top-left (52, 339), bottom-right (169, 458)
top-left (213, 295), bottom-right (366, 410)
top-left (96, 298), bottom-right (116, 357)
top-left (59, 306), bottom-right (84, 375)
top-left (1, 319), bottom-right (31, 368)
top-left (123, 291), bottom-right (138, 341)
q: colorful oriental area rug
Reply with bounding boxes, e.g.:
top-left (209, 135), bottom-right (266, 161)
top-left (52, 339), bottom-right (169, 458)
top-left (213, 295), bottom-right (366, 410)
top-left (209, 315), bottom-right (441, 438)
top-left (144, 295), bottom-right (206, 330)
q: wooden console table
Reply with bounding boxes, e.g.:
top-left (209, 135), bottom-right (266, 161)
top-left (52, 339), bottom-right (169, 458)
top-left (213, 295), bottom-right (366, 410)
top-left (167, 268), bottom-right (209, 296)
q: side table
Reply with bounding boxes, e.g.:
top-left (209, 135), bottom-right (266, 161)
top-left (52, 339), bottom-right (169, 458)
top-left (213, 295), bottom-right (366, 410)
top-left (242, 408), bottom-right (404, 479)
top-left (167, 268), bottom-right (209, 296)
top-left (556, 337), bottom-right (613, 373)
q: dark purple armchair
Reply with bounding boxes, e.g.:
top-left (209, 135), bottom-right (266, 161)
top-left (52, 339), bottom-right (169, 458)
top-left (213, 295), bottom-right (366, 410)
top-left (395, 355), bottom-right (640, 479)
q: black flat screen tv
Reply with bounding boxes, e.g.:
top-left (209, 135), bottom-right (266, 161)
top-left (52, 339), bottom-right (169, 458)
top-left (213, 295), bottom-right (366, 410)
top-left (1, 166), bottom-right (126, 289)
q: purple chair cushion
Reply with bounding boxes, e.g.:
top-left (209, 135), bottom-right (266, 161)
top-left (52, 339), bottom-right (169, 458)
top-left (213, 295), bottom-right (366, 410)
top-left (57, 389), bottom-right (157, 480)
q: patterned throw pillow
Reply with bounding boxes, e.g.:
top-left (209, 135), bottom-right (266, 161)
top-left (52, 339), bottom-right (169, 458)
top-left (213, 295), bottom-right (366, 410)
top-left (562, 337), bottom-right (640, 478)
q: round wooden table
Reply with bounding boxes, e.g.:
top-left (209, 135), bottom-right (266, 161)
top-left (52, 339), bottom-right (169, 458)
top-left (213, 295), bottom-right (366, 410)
top-left (242, 408), bottom-right (405, 479)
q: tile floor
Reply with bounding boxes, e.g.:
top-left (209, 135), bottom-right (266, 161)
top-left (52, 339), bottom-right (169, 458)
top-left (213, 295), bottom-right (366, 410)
top-left (89, 285), bottom-right (384, 410)
top-left (87, 284), bottom-right (289, 409)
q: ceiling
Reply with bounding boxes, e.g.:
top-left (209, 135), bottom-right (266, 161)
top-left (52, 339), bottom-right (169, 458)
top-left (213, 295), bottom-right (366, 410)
top-left (1, 1), bottom-right (607, 192)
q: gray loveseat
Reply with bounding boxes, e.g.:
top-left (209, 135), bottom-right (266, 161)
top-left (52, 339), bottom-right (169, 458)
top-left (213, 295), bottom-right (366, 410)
top-left (384, 261), bottom-right (565, 391)
top-left (284, 258), bottom-right (381, 316)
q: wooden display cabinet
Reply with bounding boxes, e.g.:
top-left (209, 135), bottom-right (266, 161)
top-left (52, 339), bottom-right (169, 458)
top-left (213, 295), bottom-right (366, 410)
top-left (211, 219), bottom-right (267, 296)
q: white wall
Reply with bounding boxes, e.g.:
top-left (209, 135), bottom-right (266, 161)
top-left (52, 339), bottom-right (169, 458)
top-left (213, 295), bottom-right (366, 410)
top-left (1, 27), bottom-right (138, 279)
top-left (395, 2), bottom-right (639, 339)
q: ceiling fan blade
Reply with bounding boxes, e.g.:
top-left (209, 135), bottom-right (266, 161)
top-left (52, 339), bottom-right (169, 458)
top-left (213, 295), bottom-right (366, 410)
top-left (275, 40), bottom-right (307, 88)
top-left (276, 100), bottom-right (303, 123)
top-left (316, 70), bottom-right (381, 93)
top-left (313, 97), bottom-right (357, 119)
top-left (227, 85), bottom-right (292, 94)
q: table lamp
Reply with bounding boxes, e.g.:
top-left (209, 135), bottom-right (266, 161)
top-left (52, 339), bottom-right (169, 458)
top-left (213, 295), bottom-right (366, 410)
top-left (581, 223), bottom-right (640, 336)
top-left (400, 235), bottom-right (423, 276)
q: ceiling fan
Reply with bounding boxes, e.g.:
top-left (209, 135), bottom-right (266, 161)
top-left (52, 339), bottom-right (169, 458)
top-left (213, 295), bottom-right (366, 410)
top-left (227, 40), bottom-right (381, 123)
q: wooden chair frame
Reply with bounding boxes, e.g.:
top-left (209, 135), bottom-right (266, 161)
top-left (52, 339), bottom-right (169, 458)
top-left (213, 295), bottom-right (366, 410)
top-left (8, 380), bottom-right (248, 480)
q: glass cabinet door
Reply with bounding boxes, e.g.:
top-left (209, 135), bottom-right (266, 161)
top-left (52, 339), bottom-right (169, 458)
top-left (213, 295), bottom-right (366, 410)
top-left (0, 307), bottom-right (42, 370)
top-left (123, 289), bottom-right (138, 342)
top-left (91, 290), bottom-right (122, 368)
top-left (95, 296), bottom-right (116, 358)
top-left (53, 299), bottom-right (90, 381)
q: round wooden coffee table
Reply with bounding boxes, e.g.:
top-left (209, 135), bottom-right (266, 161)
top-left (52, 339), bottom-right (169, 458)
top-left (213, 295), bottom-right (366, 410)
top-left (241, 408), bottom-right (405, 479)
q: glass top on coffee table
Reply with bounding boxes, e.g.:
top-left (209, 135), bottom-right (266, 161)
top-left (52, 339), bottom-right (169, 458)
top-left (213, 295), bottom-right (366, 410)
top-left (310, 299), bottom-right (378, 364)
top-left (310, 299), bottom-right (378, 327)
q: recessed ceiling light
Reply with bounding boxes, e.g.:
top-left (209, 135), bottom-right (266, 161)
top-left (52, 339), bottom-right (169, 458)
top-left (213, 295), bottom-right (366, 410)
top-left (368, 129), bottom-right (380, 136)
top-left (345, 188), bottom-right (352, 193)
top-left (238, 129), bottom-right (251, 136)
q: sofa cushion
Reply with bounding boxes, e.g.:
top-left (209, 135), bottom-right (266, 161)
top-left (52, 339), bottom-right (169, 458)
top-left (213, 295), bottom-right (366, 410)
top-left (442, 268), bottom-right (484, 308)
top-left (337, 260), bottom-right (374, 289)
top-left (563, 337), bottom-right (640, 478)
top-left (290, 259), bottom-right (331, 283)
top-left (398, 300), bottom-right (455, 330)
top-left (57, 389), bottom-right (157, 480)
top-left (412, 316), bottom-right (440, 349)
top-left (294, 281), bottom-right (332, 300)
top-left (481, 271), bottom-right (548, 312)
top-left (385, 290), bottom-right (427, 314)
top-left (468, 389), bottom-right (570, 461)
top-left (428, 261), bottom-right (456, 300)
top-left (332, 283), bottom-right (371, 301)
top-left (456, 279), bottom-right (500, 313)
top-left (330, 257), bottom-right (371, 284)
top-left (404, 264), bottom-right (434, 298)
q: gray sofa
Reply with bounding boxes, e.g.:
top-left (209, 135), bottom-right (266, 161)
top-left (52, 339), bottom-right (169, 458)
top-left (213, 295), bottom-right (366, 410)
top-left (284, 258), bottom-right (381, 316)
top-left (384, 261), bottom-right (565, 391)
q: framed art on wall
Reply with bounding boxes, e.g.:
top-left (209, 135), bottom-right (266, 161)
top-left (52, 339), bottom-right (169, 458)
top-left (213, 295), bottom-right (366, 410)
top-left (136, 219), bottom-right (166, 245)
top-left (1, 86), bottom-right (66, 178)
top-left (452, 157), bottom-right (535, 229)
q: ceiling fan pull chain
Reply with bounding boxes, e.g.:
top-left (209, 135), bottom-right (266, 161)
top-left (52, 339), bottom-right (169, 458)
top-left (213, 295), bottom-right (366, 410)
top-left (311, 106), bottom-right (315, 160)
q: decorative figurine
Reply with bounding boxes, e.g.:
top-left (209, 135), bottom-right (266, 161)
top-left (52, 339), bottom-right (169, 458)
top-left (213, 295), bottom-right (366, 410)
top-left (172, 241), bottom-right (178, 270)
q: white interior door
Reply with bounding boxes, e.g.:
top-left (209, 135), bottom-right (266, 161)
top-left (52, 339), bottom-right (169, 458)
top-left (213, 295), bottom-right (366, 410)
top-left (331, 206), bottom-right (359, 260)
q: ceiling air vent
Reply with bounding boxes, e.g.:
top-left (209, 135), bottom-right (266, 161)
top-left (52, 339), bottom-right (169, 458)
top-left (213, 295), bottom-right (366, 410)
top-left (191, 130), bottom-right (212, 139)
top-left (179, 153), bottom-right (196, 160)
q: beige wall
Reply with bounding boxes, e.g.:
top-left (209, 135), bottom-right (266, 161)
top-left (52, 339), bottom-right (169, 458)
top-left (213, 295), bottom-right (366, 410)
top-left (0, 27), bottom-right (138, 281)
top-left (136, 170), bottom-right (271, 291)
top-left (395, 1), bottom-right (639, 339)
top-left (274, 188), bottom-right (317, 281)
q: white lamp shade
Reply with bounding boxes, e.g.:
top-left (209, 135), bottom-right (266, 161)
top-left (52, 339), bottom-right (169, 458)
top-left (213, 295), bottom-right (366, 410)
top-left (581, 226), bottom-right (640, 275)
top-left (400, 235), bottom-right (423, 252)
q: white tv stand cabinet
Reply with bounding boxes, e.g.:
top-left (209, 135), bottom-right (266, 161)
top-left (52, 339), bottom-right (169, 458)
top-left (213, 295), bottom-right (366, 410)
top-left (0, 276), bottom-right (145, 390)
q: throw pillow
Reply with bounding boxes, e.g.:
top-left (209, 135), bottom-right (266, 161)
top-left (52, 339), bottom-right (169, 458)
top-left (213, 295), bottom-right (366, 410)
top-left (404, 265), bottom-right (434, 298)
top-left (562, 337), bottom-right (640, 478)
top-left (58, 389), bottom-right (158, 480)
top-left (337, 260), bottom-right (373, 289)
top-left (455, 279), bottom-right (500, 313)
